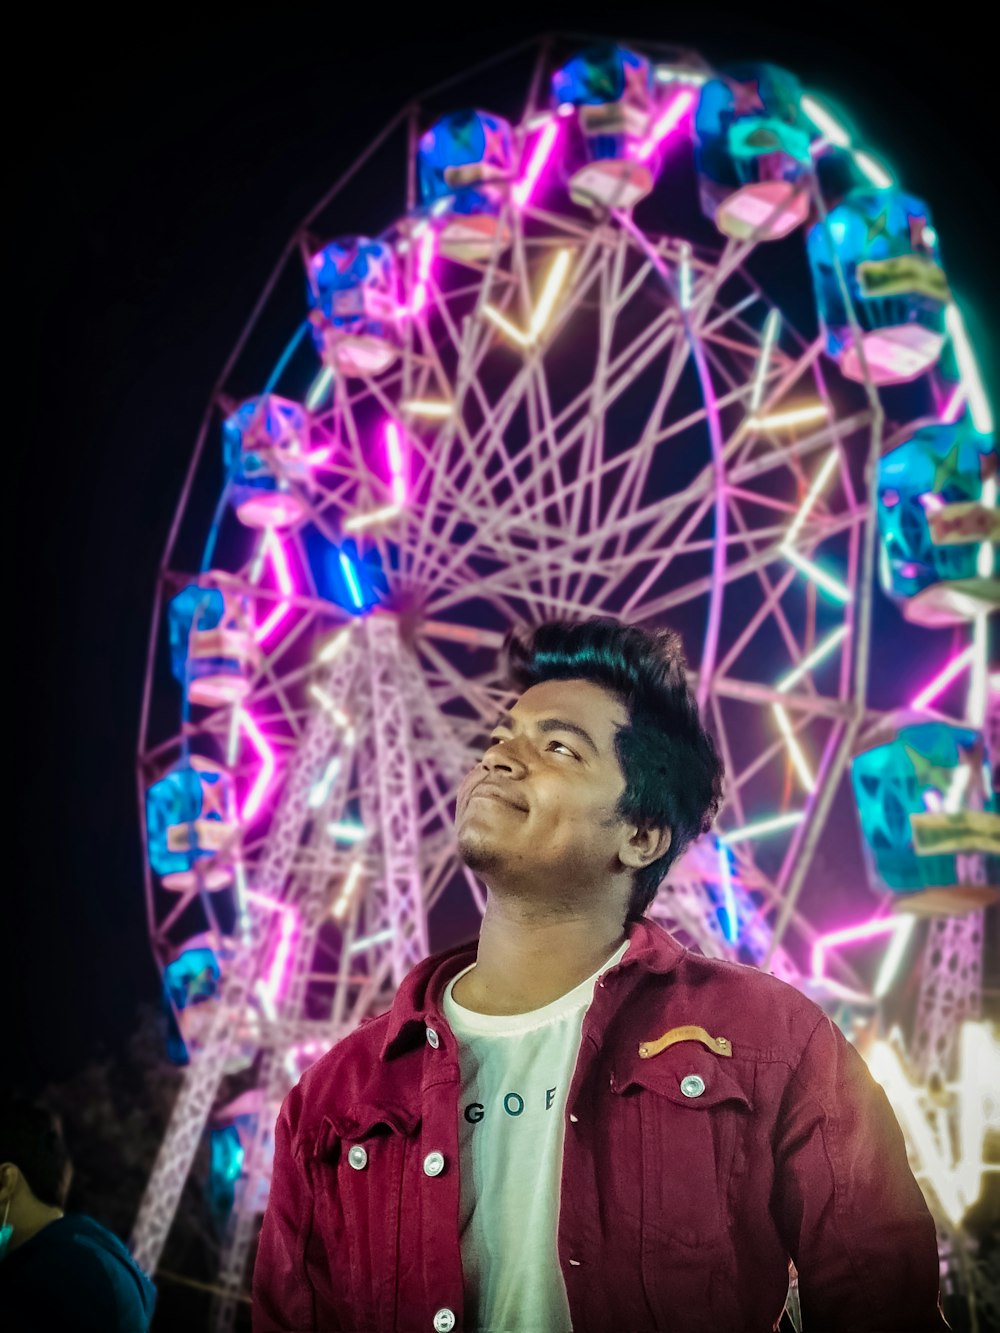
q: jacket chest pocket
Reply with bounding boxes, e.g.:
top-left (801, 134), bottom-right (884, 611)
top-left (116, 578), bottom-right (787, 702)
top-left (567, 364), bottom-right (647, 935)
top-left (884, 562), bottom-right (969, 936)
top-left (314, 1107), bottom-right (419, 1331)
top-left (613, 1048), bottom-right (754, 1252)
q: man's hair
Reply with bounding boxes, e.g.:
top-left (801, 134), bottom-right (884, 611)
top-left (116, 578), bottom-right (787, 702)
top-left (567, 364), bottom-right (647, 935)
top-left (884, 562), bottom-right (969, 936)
top-left (0, 1097), bottom-right (71, 1208)
top-left (504, 616), bottom-right (725, 920)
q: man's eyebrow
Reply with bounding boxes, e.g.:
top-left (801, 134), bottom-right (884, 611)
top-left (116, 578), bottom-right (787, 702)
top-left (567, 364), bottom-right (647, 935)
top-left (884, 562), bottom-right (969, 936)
top-left (493, 712), bottom-right (601, 757)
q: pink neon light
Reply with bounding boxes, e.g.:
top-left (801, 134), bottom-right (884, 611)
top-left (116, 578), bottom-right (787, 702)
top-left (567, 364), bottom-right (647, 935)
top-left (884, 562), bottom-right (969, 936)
top-left (240, 711), bottom-right (276, 822)
top-left (918, 492), bottom-right (945, 514)
top-left (385, 421), bottom-right (407, 506)
top-left (940, 383), bottom-right (966, 424)
top-left (303, 447), bottom-right (333, 466)
top-left (254, 531), bottom-right (294, 645)
top-left (636, 90), bottom-right (696, 162)
top-left (811, 916), bottom-right (898, 980)
top-left (512, 117), bottom-right (561, 207)
top-left (410, 228), bottom-right (437, 314)
top-left (264, 905), bottom-right (297, 1004)
top-left (911, 647), bottom-right (974, 711)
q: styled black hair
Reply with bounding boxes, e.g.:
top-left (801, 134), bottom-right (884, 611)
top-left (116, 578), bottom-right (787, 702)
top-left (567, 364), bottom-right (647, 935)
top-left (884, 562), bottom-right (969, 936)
top-left (0, 1098), bottom-right (71, 1208)
top-left (504, 616), bottom-right (725, 920)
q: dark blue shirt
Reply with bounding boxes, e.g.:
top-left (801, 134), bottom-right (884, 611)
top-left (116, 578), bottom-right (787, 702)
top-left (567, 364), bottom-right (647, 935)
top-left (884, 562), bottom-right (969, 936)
top-left (0, 1212), bottom-right (156, 1332)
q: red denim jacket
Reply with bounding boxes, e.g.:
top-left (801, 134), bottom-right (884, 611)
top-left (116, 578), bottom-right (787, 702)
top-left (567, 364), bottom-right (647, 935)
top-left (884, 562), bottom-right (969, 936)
top-left (252, 917), bottom-right (950, 1332)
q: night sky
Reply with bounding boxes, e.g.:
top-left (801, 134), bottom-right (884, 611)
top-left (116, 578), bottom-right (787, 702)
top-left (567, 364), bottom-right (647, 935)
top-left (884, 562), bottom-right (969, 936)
top-left (12, 8), bottom-right (997, 1093)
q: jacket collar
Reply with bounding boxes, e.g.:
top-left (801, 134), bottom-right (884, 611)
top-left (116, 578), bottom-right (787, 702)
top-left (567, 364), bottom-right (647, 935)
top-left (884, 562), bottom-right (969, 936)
top-left (379, 915), bottom-right (687, 1062)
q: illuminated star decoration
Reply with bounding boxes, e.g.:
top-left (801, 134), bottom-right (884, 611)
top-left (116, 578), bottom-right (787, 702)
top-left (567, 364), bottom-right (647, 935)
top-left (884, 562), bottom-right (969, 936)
top-left (931, 438), bottom-right (965, 497)
top-left (903, 744), bottom-right (957, 805)
top-left (480, 122), bottom-right (509, 169)
top-left (864, 208), bottom-right (889, 247)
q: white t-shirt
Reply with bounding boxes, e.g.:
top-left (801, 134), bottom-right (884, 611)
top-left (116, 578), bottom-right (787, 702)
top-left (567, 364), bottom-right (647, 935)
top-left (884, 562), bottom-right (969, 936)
top-left (441, 937), bottom-right (631, 1333)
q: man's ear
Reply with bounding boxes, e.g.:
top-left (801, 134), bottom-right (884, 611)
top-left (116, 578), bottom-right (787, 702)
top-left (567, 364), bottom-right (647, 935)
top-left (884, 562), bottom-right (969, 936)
top-left (618, 824), bottom-right (672, 871)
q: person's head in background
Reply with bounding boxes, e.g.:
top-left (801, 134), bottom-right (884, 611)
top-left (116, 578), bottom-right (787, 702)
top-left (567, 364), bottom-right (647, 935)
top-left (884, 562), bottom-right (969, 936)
top-left (456, 616), bottom-right (725, 931)
top-left (0, 1098), bottom-right (72, 1256)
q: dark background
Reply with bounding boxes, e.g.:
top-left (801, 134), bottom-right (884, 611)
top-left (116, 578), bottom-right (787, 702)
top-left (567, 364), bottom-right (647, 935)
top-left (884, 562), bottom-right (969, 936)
top-left (11, 6), bottom-right (997, 1094)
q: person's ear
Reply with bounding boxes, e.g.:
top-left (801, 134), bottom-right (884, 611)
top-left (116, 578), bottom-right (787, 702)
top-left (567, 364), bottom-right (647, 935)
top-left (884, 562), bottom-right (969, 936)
top-left (618, 824), bottom-right (671, 871)
top-left (0, 1162), bottom-right (20, 1205)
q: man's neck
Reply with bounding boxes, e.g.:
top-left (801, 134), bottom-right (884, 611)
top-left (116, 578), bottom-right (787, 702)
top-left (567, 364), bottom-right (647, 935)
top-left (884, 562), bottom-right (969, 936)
top-left (452, 897), bottom-right (629, 1015)
top-left (7, 1203), bottom-right (63, 1252)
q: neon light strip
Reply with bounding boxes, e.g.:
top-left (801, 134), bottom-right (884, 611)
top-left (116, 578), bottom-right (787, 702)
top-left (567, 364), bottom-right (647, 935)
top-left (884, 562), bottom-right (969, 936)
top-left (940, 382), bottom-right (966, 424)
top-left (348, 927), bottom-right (395, 954)
top-left (977, 476), bottom-right (997, 578)
top-left (338, 550), bottom-right (365, 608)
top-left (240, 711), bottom-right (276, 822)
top-left (482, 304), bottom-right (531, 346)
top-left (409, 228), bottom-right (437, 314)
top-left (306, 366), bottom-right (334, 410)
top-left (945, 303), bottom-right (994, 433)
top-left (309, 682), bottom-right (351, 728)
top-left (800, 96), bottom-right (851, 147)
top-left (749, 310), bottom-right (781, 414)
top-left (853, 150), bottom-right (893, 188)
top-left (654, 66), bottom-right (709, 86)
top-left (529, 249), bottom-right (572, 339)
top-left (261, 905), bottom-right (297, 1005)
top-left (254, 530), bottom-right (294, 644)
top-left (513, 117), bottom-right (561, 207)
top-left (718, 811), bottom-right (805, 844)
top-left (308, 756), bottom-right (342, 810)
top-left (342, 504), bottom-right (402, 533)
top-left (318, 627), bottom-right (351, 663)
top-left (873, 915), bottom-right (917, 999)
top-left (678, 244), bottom-right (692, 310)
top-left (636, 89), bottom-right (696, 161)
top-left (784, 450), bottom-right (839, 545)
top-left (771, 704), bottom-right (816, 791)
top-left (749, 403), bottom-right (828, 431)
top-left (911, 646), bottom-right (974, 710)
top-left (776, 625), bottom-right (849, 693)
top-left (781, 548), bottom-right (852, 603)
top-left (303, 447), bottom-right (333, 466)
top-left (969, 616), bottom-right (989, 728)
top-left (227, 705), bottom-right (242, 766)
top-left (401, 399), bottom-right (453, 417)
top-left (332, 860), bottom-right (364, 919)
top-left (385, 421), bottom-right (407, 505)
top-left (232, 858), bottom-right (250, 932)
top-left (716, 839), bottom-right (738, 943)
top-left (811, 915), bottom-right (899, 980)
top-left (328, 820), bottom-right (366, 843)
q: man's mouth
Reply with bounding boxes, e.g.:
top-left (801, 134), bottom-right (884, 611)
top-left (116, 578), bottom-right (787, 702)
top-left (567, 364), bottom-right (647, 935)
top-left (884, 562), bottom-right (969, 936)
top-left (467, 783), bottom-right (528, 813)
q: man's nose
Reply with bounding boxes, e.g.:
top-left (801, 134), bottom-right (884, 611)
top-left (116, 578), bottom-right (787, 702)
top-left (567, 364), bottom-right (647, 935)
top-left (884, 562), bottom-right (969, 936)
top-left (482, 739), bottom-right (527, 775)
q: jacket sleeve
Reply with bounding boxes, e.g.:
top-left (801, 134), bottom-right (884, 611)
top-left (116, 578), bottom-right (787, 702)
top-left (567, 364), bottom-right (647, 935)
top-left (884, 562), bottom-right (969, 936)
top-left (770, 1013), bottom-right (952, 1332)
top-left (252, 1083), bottom-right (325, 1333)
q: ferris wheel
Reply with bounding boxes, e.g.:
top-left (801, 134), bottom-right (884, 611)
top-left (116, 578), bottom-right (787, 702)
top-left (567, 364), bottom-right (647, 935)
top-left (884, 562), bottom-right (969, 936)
top-left (131, 33), bottom-right (998, 1328)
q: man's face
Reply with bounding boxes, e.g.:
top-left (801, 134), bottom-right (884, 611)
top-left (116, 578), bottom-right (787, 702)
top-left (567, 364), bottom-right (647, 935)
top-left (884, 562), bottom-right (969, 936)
top-left (455, 677), bottom-right (634, 895)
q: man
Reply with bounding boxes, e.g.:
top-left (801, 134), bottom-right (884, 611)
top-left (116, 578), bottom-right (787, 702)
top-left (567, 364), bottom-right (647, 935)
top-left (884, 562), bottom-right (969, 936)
top-left (253, 617), bottom-right (950, 1332)
top-left (0, 1098), bottom-right (157, 1332)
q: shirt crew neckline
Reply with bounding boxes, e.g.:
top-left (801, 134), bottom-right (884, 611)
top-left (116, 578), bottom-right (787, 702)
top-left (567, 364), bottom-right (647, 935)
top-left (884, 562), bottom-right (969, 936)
top-left (443, 936), bottom-right (630, 1036)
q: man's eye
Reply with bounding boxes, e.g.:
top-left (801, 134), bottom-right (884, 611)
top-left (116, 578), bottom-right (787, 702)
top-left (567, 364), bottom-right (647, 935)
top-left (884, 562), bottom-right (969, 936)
top-left (549, 740), bottom-right (577, 757)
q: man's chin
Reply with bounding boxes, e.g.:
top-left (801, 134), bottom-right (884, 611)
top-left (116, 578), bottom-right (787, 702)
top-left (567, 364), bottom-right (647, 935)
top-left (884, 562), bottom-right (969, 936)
top-left (457, 827), bottom-right (505, 877)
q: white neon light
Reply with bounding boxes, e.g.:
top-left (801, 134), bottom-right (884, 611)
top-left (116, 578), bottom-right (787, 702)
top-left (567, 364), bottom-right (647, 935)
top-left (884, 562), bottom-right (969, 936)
top-left (945, 304), bottom-right (994, 433)
top-left (782, 548), bottom-right (852, 603)
top-left (347, 927), bottom-right (396, 954)
top-left (853, 150), bottom-right (893, 188)
top-left (309, 683), bottom-right (351, 729)
top-left (401, 399), bottom-right (453, 418)
top-left (749, 309), bottom-right (781, 414)
top-left (912, 646), bottom-right (974, 711)
top-left (800, 95), bottom-right (851, 148)
top-left (784, 450), bottom-right (840, 545)
top-left (678, 243), bottom-right (692, 310)
top-left (719, 811), bottom-right (806, 844)
top-left (977, 476), bottom-right (997, 579)
top-left (654, 66), bottom-right (709, 86)
top-left (482, 304), bottom-right (531, 346)
top-left (328, 820), bottom-right (366, 843)
top-left (530, 249), bottom-right (572, 339)
top-left (306, 365), bottom-right (334, 411)
top-left (776, 626), bottom-right (849, 693)
top-left (342, 504), bottom-right (403, 532)
top-left (749, 403), bottom-right (829, 431)
top-left (771, 704), bottom-right (816, 791)
top-left (308, 756), bottom-right (342, 810)
top-left (969, 617), bottom-right (989, 727)
top-left (318, 628), bottom-right (350, 663)
top-left (873, 915), bottom-right (917, 999)
top-left (332, 860), bottom-right (364, 920)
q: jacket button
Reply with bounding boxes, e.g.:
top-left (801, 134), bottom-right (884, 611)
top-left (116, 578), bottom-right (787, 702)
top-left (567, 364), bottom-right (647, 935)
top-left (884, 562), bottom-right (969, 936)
top-left (432, 1308), bottom-right (456, 1331)
top-left (423, 1151), bottom-right (445, 1176)
top-left (680, 1075), bottom-right (706, 1098)
top-left (347, 1146), bottom-right (368, 1170)
top-left (426, 1026), bottom-right (441, 1049)
top-left (569, 1114), bottom-right (579, 1123)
